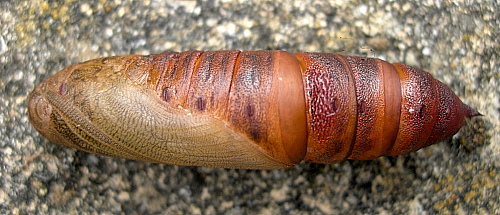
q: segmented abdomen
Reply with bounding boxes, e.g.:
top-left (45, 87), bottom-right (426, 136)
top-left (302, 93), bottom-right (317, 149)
top-left (132, 51), bottom-right (476, 164)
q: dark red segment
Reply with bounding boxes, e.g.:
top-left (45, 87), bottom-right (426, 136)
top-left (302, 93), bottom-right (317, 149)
top-left (425, 80), bottom-right (478, 145)
top-left (388, 64), bottom-right (439, 156)
top-left (345, 56), bottom-right (382, 160)
top-left (295, 53), bottom-right (358, 164)
top-left (345, 56), bottom-right (401, 160)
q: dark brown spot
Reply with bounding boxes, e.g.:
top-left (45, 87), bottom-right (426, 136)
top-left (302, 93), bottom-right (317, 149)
top-left (249, 128), bottom-right (261, 142)
top-left (444, 107), bottom-right (451, 119)
top-left (358, 100), bottom-right (366, 114)
top-left (417, 104), bottom-right (426, 118)
top-left (330, 97), bottom-right (338, 113)
top-left (195, 97), bottom-right (206, 111)
top-left (245, 103), bottom-right (254, 118)
top-left (162, 87), bottom-right (173, 102)
top-left (59, 81), bottom-right (68, 95)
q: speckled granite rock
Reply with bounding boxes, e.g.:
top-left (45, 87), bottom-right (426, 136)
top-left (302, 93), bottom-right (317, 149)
top-left (1, 0), bottom-right (498, 214)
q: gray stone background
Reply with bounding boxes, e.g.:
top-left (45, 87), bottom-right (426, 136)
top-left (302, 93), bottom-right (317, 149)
top-left (1, 0), bottom-right (498, 214)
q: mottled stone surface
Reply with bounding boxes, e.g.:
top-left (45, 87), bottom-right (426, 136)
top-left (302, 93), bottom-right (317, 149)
top-left (1, 0), bottom-right (498, 214)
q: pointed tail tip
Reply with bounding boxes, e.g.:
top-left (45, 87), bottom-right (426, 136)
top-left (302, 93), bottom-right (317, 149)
top-left (463, 103), bottom-right (482, 118)
top-left (470, 110), bottom-right (483, 117)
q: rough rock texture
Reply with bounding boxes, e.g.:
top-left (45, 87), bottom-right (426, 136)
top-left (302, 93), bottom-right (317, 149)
top-left (1, 0), bottom-right (498, 214)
